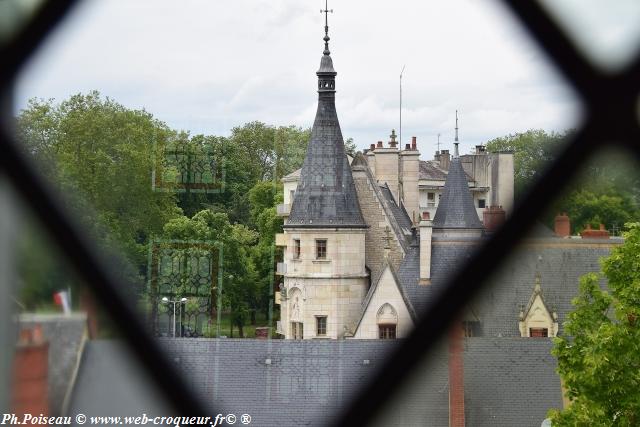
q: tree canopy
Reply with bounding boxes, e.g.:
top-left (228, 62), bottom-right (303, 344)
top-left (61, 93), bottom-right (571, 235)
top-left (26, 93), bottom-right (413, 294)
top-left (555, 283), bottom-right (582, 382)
top-left (486, 129), bottom-right (640, 234)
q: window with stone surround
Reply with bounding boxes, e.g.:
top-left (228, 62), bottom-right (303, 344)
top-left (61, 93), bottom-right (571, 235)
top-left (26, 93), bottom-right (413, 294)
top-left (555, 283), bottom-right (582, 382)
top-left (478, 199), bottom-right (486, 209)
top-left (293, 239), bottom-right (301, 259)
top-left (315, 239), bottom-right (327, 259)
top-left (316, 316), bottom-right (327, 336)
top-left (379, 324), bottom-right (396, 339)
top-left (530, 327), bottom-right (548, 337)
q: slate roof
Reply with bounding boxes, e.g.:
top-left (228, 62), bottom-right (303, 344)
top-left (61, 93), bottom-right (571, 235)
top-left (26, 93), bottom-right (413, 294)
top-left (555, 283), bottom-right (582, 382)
top-left (379, 182), bottom-right (414, 236)
top-left (468, 238), bottom-right (617, 337)
top-left (285, 37), bottom-right (365, 229)
top-left (396, 233), bottom-right (620, 336)
top-left (397, 238), bottom-right (482, 316)
top-left (419, 160), bottom-right (448, 181)
top-left (432, 157), bottom-right (483, 229)
top-left (68, 341), bottom-right (168, 417)
top-left (155, 338), bottom-right (561, 426)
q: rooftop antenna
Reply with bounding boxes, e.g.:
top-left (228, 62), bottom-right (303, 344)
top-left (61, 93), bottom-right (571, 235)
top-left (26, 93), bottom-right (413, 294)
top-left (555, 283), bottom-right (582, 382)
top-left (320, 0), bottom-right (333, 54)
top-left (454, 110), bottom-right (459, 158)
top-left (437, 133), bottom-right (441, 153)
top-left (399, 65), bottom-right (406, 148)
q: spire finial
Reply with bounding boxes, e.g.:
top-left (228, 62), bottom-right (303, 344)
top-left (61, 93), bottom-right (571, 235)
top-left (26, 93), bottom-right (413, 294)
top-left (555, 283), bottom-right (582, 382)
top-left (455, 110), bottom-right (459, 143)
top-left (453, 110), bottom-right (459, 158)
top-left (321, 0), bottom-right (333, 55)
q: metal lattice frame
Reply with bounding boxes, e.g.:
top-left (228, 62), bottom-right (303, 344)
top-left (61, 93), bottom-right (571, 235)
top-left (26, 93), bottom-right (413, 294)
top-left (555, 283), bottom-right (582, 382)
top-left (0, 0), bottom-right (639, 424)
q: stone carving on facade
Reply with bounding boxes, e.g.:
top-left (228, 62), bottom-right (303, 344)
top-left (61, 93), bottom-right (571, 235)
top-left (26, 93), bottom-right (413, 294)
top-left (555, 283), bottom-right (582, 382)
top-left (376, 303), bottom-right (398, 324)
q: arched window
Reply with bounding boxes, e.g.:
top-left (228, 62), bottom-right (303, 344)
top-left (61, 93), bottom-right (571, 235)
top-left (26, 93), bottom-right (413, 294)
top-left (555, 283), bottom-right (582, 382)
top-left (377, 303), bottom-right (398, 339)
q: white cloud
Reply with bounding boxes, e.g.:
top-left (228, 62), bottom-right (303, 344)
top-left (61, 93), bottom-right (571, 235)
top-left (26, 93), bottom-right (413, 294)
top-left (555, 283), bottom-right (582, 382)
top-left (16, 0), bottom-right (601, 158)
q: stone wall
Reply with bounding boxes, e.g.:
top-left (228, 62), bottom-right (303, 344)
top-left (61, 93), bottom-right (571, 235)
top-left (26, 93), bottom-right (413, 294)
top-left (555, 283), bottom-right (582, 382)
top-left (352, 168), bottom-right (404, 285)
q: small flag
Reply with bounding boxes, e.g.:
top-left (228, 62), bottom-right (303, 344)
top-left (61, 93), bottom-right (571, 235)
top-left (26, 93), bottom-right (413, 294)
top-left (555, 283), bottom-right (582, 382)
top-left (53, 290), bottom-right (71, 315)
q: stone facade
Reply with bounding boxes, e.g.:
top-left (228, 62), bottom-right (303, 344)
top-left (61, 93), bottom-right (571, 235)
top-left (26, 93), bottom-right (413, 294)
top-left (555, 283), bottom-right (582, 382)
top-left (352, 166), bottom-right (405, 284)
top-left (280, 229), bottom-right (368, 339)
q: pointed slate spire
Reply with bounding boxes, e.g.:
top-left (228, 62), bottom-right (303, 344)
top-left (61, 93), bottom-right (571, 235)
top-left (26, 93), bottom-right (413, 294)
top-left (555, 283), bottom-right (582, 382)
top-left (285, 6), bottom-right (365, 229)
top-left (433, 153), bottom-right (483, 229)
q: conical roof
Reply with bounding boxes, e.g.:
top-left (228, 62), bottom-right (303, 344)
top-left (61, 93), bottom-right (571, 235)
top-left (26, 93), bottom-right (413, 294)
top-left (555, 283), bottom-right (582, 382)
top-left (432, 156), bottom-right (483, 229)
top-left (285, 23), bottom-right (365, 229)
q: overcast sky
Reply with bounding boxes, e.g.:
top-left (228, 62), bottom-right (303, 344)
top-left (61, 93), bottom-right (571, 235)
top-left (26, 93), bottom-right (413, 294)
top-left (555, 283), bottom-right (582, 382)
top-left (14, 0), bottom-right (638, 156)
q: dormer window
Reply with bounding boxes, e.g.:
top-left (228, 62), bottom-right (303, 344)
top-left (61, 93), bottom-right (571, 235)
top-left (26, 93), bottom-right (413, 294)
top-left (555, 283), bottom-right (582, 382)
top-left (518, 274), bottom-right (558, 337)
top-left (529, 328), bottom-right (548, 337)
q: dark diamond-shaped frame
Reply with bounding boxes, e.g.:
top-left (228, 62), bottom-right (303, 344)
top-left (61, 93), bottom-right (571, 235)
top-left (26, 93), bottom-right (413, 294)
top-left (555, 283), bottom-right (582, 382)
top-left (0, 0), bottom-right (639, 424)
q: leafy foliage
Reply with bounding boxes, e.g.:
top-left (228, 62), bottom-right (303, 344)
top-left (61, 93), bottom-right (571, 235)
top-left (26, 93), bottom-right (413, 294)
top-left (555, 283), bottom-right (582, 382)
top-left (486, 130), bottom-right (639, 234)
top-left (550, 223), bottom-right (640, 426)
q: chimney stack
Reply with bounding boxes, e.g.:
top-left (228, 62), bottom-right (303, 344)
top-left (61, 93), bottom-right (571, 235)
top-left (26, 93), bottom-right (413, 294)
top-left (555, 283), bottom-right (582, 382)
top-left (12, 325), bottom-right (49, 417)
top-left (405, 144), bottom-right (411, 150)
top-left (377, 140), bottom-right (383, 148)
top-left (411, 136), bottom-right (417, 150)
top-left (483, 206), bottom-right (506, 232)
top-left (370, 143), bottom-right (376, 151)
top-left (419, 212), bottom-right (433, 285)
top-left (440, 150), bottom-right (451, 170)
top-left (554, 213), bottom-right (570, 237)
top-left (580, 223), bottom-right (610, 239)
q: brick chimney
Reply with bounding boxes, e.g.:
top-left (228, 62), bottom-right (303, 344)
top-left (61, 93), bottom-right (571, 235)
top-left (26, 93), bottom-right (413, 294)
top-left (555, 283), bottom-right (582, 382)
top-left (581, 223), bottom-right (610, 239)
top-left (12, 325), bottom-right (49, 417)
top-left (448, 322), bottom-right (465, 427)
top-left (411, 136), bottom-right (417, 151)
top-left (483, 205), bottom-right (506, 232)
top-left (554, 213), bottom-right (570, 237)
top-left (419, 212), bottom-right (432, 285)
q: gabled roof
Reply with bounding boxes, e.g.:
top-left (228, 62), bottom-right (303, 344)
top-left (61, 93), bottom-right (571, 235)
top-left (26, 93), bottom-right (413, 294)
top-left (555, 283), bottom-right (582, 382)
top-left (353, 261), bottom-right (418, 335)
top-left (432, 157), bottom-right (483, 229)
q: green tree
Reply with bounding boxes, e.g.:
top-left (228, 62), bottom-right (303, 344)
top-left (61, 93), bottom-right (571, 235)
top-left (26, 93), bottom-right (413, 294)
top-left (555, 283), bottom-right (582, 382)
top-left (344, 137), bottom-right (357, 157)
top-left (162, 210), bottom-right (259, 337)
top-left (486, 130), bottom-right (639, 233)
top-left (549, 223), bottom-right (640, 426)
top-left (15, 92), bottom-right (181, 302)
top-left (485, 129), bottom-right (569, 199)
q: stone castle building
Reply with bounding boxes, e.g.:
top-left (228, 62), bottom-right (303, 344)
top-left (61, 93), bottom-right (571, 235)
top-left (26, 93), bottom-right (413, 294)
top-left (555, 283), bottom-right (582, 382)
top-left (274, 15), bottom-right (619, 346)
top-left (63, 14), bottom-right (625, 427)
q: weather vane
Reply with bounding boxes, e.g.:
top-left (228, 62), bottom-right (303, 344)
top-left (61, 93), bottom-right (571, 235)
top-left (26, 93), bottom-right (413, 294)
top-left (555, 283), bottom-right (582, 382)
top-left (321, 0), bottom-right (333, 28)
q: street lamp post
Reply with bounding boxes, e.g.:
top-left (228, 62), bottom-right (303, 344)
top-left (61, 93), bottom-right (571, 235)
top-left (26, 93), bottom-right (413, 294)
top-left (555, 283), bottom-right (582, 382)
top-left (162, 297), bottom-right (188, 338)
